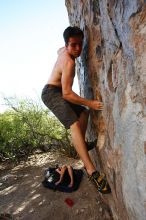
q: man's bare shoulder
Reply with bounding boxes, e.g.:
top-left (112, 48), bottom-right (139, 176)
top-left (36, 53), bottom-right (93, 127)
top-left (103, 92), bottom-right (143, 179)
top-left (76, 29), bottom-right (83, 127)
top-left (57, 47), bottom-right (66, 55)
top-left (57, 47), bottom-right (75, 67)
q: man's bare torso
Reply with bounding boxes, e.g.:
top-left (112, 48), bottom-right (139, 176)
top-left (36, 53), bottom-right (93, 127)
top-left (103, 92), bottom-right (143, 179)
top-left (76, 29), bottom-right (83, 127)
top-left (47, 47), bottom-right (75, 87)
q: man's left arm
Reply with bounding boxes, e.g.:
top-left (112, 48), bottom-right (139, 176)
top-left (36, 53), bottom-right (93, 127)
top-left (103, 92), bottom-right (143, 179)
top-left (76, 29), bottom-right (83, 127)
top-left (61, 60), bottom-right (103, 110)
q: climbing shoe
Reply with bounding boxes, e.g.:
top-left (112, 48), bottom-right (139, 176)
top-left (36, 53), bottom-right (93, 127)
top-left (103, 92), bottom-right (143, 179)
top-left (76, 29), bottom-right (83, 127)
top-left (89, 171), bottom-right (111, 194)
top-left (86, 139), bottom-right (97, 151)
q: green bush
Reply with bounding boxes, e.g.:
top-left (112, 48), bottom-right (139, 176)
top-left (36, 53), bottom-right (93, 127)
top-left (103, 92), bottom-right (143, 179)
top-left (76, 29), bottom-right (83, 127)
top-left (0, 97), bottom-right (77, 162)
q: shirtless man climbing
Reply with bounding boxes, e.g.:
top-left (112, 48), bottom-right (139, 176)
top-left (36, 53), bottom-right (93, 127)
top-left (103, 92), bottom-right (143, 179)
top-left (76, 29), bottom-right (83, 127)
top-left (41, 26), bottom-right (111, 194)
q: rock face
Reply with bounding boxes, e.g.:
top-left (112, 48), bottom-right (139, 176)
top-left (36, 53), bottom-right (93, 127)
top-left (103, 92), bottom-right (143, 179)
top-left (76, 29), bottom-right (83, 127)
top-left (65, 1), bottom-right (146, 219)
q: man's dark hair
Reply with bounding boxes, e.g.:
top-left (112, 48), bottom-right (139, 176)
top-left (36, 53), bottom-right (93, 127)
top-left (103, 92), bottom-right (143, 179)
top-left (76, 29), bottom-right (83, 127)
top-left (63, 26), bottom-right (84, 44)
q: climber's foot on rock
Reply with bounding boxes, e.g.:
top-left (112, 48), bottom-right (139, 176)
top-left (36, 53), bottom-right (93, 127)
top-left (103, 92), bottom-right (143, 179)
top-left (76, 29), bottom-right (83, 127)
top-left (89, 171), bottom-right (111, 194)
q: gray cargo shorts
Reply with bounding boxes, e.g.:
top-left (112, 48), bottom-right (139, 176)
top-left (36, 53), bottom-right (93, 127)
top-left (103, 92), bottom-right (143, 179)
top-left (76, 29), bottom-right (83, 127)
top-left (41, 84), bottom-right (87, 129)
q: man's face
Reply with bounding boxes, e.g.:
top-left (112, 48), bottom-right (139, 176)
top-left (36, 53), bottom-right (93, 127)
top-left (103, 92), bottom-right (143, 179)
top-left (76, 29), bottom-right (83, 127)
top-left (66, 36), bottom-right (83, 58)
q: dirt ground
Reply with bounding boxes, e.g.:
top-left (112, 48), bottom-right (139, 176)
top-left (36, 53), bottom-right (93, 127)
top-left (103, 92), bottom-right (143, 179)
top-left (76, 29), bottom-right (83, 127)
top-left (0, 151), bottom-right (113, 220)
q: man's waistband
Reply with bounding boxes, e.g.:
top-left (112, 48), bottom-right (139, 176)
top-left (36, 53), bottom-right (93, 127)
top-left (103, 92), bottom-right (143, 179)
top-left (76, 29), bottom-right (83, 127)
top-left (47, 84), bottom-right (62, 89)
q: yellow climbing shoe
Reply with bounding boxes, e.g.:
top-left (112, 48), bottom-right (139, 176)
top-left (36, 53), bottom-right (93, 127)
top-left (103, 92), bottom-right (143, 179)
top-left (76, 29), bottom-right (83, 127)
top-left (89, 171), bottom-right (111, 194)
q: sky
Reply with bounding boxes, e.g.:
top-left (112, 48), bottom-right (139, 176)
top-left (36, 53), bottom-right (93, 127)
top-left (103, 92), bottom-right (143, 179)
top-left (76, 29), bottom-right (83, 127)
top-left (0, 0), bottom-right (79, 112)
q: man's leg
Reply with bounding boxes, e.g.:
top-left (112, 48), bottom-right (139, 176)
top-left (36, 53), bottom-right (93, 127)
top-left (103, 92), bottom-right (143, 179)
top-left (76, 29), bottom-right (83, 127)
top-left (78, 109), bottom-right (89, 139)
top-left (78, 110), bottom-right (97, 151)
top-left (70, 120), bottom-right (111, 194)
top-left (70, 120), bottom-right (96, 176)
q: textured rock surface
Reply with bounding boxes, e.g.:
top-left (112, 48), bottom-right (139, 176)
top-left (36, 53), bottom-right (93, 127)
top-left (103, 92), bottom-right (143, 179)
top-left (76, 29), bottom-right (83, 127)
top-left (65, 1), bottom-right (146, 219)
